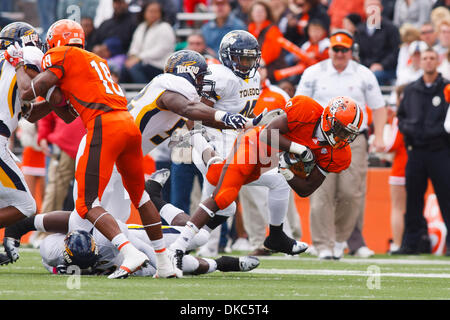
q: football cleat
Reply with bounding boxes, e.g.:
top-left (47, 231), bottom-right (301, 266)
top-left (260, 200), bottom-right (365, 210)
top-left (3, 237), bottom-right (20, 264)
top-left (0, 253), bottom-right (12, 266)
top-left (239, 256), bottom-right (260, 272)
top-left (148, 168), bottom-right (171, 188)
top-left (153, 249), bottom-right (183, 278)
top-left (108, 248), bottom-right (149, 279)
top-left (263, 233), bottom-right (308, 256)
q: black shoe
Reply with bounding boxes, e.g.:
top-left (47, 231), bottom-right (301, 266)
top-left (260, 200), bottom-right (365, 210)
top-left (391, 246), bottom-right (420, 255)
top-left (263, 230), bottom-right (308, 255)
top-left (0, 253), bottom-right (11, 266)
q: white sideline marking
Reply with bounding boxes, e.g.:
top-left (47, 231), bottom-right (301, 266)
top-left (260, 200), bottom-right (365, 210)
top-left (259, 256), bottom-right (450, 265)
top-left (251, 268), bottom-right (450, 278)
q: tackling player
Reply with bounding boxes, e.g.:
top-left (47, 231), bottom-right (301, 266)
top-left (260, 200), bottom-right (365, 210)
top-left (0, 22), bottom-right (44, 230)
top-left (169, 95), bottom-right (364, 262)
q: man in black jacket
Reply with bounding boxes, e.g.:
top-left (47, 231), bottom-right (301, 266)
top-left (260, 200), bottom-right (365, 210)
top-left (396, 48), bottom-right (450, 256)
top-left (354, 0), bottom-right (400, 85)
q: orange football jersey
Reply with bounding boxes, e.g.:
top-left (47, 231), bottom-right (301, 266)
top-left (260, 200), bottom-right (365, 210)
top-left (282, 95), bottom-right (351, 174)
top-left (42, 46), bottom-right (128, 125)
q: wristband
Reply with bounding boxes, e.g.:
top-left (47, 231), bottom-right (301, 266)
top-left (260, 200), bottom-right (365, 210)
top-left (45, 85), bottom-right (56, 102)
top-left (289, 142), bottom-right (306, 155)
top-left (214, 110), bottom-right (226, 122)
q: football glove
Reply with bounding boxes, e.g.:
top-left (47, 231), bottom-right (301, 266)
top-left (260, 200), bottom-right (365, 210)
top-left (4, 42), bottom-right (24, 68)
top-left (300, 147), bottom-right (315, 176)
top-left (221, 112), bottom-right (247, 129)
top-left (278, 152), bottom-right (297, 181)
top-left (21, 101), bottom-right (34, 120)
top-left (244, 108), bottom-right (267, 129)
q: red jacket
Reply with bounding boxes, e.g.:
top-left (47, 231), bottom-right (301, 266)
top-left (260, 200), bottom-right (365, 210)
top-left (37, 113), bottom-right (86, 159)
top-left (248, 20), bottom-right (283, 66)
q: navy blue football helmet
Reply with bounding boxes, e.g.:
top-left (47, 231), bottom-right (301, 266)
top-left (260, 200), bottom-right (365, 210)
top-left (164, 49), bottom-right (216, 97)
top-left (0, 22), bottom-right (43, 51)
top-left (63, 230), bottom-right (99, 269)
top-left (219, 30), bottom-right (261, 79)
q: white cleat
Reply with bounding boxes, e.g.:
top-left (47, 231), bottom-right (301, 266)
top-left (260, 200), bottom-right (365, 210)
top-left (108, 249), bottom-right (149, 279)
top-left (239, 256), bottom-right (260, 271)
top-left (148, 168), bottom-right (171, 187)
top-left (153, 249), bottom-right (183, 278)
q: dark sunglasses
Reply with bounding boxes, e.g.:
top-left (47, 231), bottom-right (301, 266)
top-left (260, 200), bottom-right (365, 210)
top-left (332, 47), bottom-right (350, 53)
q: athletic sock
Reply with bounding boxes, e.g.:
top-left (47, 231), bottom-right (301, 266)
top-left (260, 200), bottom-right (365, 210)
top-left (170, 221), bottom-right (198, 253)
top-left (4, 216), bottom-right (36, 239)
top-left (215, 256), bottom-right (240, 272)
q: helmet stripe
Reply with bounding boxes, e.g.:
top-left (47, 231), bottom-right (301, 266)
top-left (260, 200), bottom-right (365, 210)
top-left (351, 104), bottom-right (362, 131)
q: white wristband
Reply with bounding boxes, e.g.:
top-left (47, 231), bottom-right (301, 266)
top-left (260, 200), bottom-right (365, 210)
top-left (289, 142), bottom-right (306, 156)
top-left (214, 110), bottom-right (226, 122)
top-left (45, 85), bottom-right (57, 102)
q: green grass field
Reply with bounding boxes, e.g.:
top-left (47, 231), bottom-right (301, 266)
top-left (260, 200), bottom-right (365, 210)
top-left (1, 249), bottom-right (449, 301)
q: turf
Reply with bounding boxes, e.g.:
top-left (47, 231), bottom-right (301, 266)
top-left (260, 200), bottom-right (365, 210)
top-left (1, 249), bottom-right (449, 301)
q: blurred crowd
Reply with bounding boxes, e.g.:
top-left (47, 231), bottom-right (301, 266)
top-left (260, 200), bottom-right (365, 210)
top-left (1, 0), bottom-right (449, 257)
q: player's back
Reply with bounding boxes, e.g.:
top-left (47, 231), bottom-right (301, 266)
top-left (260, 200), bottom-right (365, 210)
top-left (128, 73), bottom-right (200, 154)
top-left (42, 46), bottom-right (128, 126)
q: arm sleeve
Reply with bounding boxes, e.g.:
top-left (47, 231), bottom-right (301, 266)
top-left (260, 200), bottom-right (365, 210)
top-left (42, 48), bottom-right (69, 80)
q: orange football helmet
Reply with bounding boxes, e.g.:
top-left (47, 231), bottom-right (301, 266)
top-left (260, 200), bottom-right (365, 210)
top-left (45, 19), bottom-right (85, 50)
top-left (321, 96), bottom-right (363, 148)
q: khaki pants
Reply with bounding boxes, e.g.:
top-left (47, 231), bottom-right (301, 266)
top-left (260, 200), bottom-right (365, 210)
top-left (41, 150), bottom-right (75, 213)
top-left (309, 134), bottom-right (368, 253)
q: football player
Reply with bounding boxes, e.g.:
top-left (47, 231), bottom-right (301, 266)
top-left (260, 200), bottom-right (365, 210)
top-left (173, 30), bottom-right (303, 257)
top-left (169, 95), bottom-right (364, 263)
top-left (0, 22), bottom-right (44, 231)
top-left (3, 19), bottom-right (258, 279)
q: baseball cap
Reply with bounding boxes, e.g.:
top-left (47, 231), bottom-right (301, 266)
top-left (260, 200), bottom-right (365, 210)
top-left (408, 40), bottom-right (428, 56)
top-left (329, 31), bottom-right (353, 49)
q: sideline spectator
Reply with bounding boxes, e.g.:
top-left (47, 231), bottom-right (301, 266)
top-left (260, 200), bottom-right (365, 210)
top-left (397, 40), bottom-right (426, 85)
top-left (92, 0), bottom-right (137, 53)
top-left (248, 0), bottom-right (285, 82)
top-left (233, 0), bottom-right (255, 25)
top-left (80, 16), bottom-right (98, 52)
top-left (185, 32), bottom-right (219, 61)
top-left (384, 85), bottom-right (408, 253)
top-left (93, 37), bottom-right (127, 74)
top-left (396, 48), bottom-right (450, 256)
top-left (299, 20), bottom-right (330, 64)
top-left (201, 0), bottom-right (247, 56)
top-left (432, 0), bottom-right (450, 10)
top-left (283, 0), bottom-right (330, 47)
top-left (420, 22), bottom-right (438, 48)
top-left (433, 19), bottom-right (450, 62)
top-left (119, 0), bottom-right (175, 84)
top-left (268, 0), bottom-right (289, 26)
top-left (342, 13), bottom-right (362, 35)
top-left (396, 23), bottom-right (421, 81)
top-left (354, 0), bottom-right (401, 85)
top-left (393, 0), bottom-right (433, 29)
top-left (296, 30), bottom-right (387, 259)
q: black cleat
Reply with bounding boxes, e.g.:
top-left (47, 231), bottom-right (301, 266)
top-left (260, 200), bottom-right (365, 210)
top-left (263, 233), bottom-right (308, 255)
top-left (0, 253), bottom-right (12, 266)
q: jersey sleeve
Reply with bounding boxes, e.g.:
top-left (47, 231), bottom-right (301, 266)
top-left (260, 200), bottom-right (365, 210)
top-left (22, 46), bottom-right (44, 72)
top-left (164, 74), bottom-right (199, 102)
top-left (41, 47), bottom-right (70, 79)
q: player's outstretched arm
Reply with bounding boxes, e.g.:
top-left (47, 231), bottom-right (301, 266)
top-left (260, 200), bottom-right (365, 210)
top-left (158, 91), bottom-right (248, 129)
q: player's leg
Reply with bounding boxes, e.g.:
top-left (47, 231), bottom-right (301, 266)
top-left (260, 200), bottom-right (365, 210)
top-left (248, 169), bottom-right (308, 255)
top-left (75, 115), bottom-right (150, 279)
top-left (182, 255), bottom-right (260, 275)
top-left (114, 116), bottom-right (181, 278)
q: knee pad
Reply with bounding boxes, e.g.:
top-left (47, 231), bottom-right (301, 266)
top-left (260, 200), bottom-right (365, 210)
top-left (214, 188), bottom-right (238, 210)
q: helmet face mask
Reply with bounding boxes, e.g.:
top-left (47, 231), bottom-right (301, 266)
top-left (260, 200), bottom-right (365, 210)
top-left (321, 96), bottom-right (362, 149)
top-left (219, 30), bottom-right (261, 79)
top-left (0, 22), bottom-right (43, 51)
